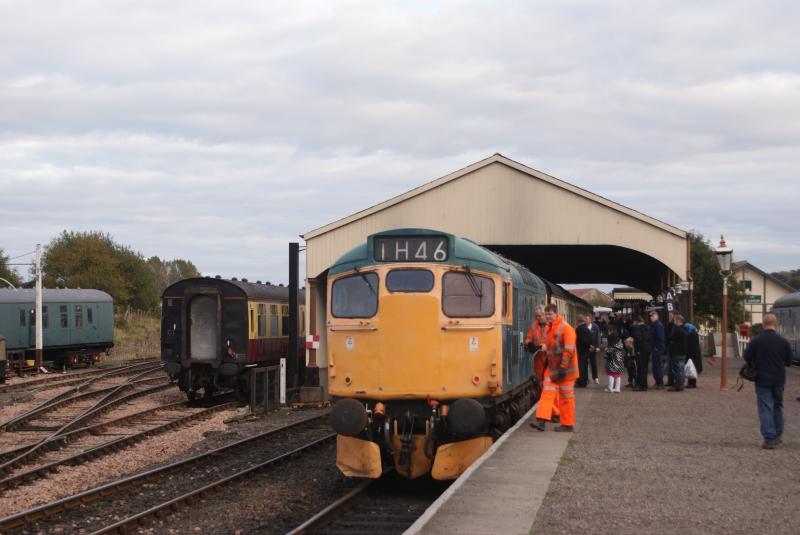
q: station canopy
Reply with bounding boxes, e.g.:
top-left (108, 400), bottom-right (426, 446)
top-left (303, 154), bottom-right (689, 296)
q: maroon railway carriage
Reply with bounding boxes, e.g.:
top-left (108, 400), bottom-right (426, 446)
top-left (161, 276), bottom-right (305, 400)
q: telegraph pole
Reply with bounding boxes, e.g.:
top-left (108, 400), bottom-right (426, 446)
top-left (35, 244), bottom-right (43, 368)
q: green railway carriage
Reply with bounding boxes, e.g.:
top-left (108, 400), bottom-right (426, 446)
top-left (0, 289), bottom-right (114, 368)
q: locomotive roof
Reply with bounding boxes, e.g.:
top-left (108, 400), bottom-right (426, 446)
top-left (162, 277), bottom-right (305, 301)
top-left (0, 288), bottom-right (113, 304)
top-left (773, 291), bottom-right (800, 308)
top-left (330, 228), bottom-right (511, 276)
top-left (328, 228), bottom-right (551, 293)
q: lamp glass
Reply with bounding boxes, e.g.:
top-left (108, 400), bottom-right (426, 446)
top-left (715, 248), bottom-right (732, 273)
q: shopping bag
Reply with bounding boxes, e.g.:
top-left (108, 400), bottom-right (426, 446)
top-left (684, 359), bottom-right (698, 379)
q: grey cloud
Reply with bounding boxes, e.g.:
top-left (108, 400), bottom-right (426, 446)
top-left (1, 1), bottom-right (798, 283)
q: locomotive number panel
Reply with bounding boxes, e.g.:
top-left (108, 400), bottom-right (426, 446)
top-left (374, 236), bottom-right (448, 262)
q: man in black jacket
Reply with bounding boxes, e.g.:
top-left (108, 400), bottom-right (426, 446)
top-left (632, 316), bottom-right (651, 391)
top-left (576, 314), bottom-right (600, 387)
top-left (744, 314), bottom-right (793, 449)
top-left (667, 314), bottom-right (688, 391)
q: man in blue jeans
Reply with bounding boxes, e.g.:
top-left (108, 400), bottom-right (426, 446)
top-left (649, 311), bottom-right (665, 389)
top-left (743, 313), bottom-right (792, 449)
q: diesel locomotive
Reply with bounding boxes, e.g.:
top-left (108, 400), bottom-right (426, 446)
top-left (327, 228), bottom-right (589, 480)
top-left (0, 288), bottom-right (114, 370)
top-left (161, 276), bottom-right (305, 400)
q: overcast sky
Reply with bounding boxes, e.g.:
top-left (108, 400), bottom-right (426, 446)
top-left (2, 1), bottom-right (798, 287)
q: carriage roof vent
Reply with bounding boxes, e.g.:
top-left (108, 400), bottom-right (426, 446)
top-left (266, 282), bottom-right (271, 285)
top-left (256, 280), bottom-right (262, 284)
top-left (231, 277), bottom-right (238, 281)
top-left (242, 278), bottom-right (248, 282)
top-left (215, 275), bottom-right (221, 279)
top-left (279, 283), bottom-right (284, 287)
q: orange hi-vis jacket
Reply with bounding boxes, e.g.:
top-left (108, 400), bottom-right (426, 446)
top-left (545, 314), bottom-right (578, 381)
top-left (525, 321), bottom-right (549, 381)
top-left (525, 321), bottom-right (548, 348)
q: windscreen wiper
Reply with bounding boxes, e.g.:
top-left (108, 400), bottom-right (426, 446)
top-left (463, 266), bottom-right (482, 298)
top-left (354, 266), bottom-right (376, 295)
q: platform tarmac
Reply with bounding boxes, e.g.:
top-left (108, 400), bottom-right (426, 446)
top-left (407, 358), bottom-right (800, 535)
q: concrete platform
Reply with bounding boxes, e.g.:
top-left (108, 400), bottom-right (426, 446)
top-left (407, 357), bottom-right (800, 535)
top-left (407, 389), bottom-right (596, 535)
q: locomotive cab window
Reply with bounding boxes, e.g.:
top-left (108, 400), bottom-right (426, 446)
top-left (442, 271), bottom-right (495, 317)
top-left (332, 272), bottom-right (379, 318)
top-left (386, 269), bottom-right (434, 293)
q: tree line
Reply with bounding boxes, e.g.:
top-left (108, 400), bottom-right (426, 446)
top-left (0, 231), bottom-right (200, 312)
top-left (770, 269), bottom-right (800, 290)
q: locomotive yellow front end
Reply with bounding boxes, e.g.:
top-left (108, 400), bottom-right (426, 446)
top-left (327, 230), bottom-right (515, 480)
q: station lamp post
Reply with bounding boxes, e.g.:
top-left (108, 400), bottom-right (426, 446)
top-left (715, 236), bottom-right (733, 390)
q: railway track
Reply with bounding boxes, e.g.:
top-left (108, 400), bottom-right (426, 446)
top-left (0, 395), bottom-right (234, 492)
top-left (0, 365), bottom-right (168, 477)
top-left (288, 473), bottom-right (450, 535)
top-left (0, 360), bottom-right (159, 395)
top-left (0, 361), bottom-right (164, 432)
top-left (0, 412), bottom-right (333, 534)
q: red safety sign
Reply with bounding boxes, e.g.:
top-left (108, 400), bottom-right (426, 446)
top-left (306, 334), bottom-right (320, 350)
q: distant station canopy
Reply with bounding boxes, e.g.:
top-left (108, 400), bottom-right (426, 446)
top-left (300, 154), bottom-right (690, 383)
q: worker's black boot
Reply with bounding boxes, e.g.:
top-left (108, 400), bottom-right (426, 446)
top-left (529, 419), bottom-right (546, 431)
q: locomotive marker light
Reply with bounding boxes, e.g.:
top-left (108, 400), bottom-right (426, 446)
top-left (715, 236), bottom-right (733, 390)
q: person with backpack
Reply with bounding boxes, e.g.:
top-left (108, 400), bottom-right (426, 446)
top-left (632, 315), bottom-right (652, 391)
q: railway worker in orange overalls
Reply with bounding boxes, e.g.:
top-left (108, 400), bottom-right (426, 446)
top-left (531, 303), bottom-right (578, 432)
top-left (525, 305), bottom-right (560, 423)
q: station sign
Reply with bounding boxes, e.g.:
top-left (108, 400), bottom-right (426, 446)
top-left (745, 295), bottom-right (762, 304)
top-left (374, 236), bottom-right (448, 262)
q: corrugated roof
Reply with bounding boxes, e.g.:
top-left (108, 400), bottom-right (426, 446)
top-left (0, 288), bottom-right (113, 304)
top-left (302, 153), bottom-right (687, 240)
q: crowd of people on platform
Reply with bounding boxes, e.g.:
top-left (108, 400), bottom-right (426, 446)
top-left (524, 303), bottom-right (794, 450)
top-left (573, 310), bottom-right (703, 392)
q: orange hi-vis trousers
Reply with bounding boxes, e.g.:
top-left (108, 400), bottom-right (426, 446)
top-left (535, 368), bottom-right (561, 421)
top-left (556, 379), bottom-right (575, 426)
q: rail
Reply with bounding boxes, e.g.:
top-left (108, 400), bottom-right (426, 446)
top-left (0, 412), bottom-right (330, 532)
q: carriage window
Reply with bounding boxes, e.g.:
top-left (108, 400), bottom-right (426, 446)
top-left (75, 305), bottom-right (83, 328)
top-left (87, 307), bottom-right (93, 324)
top-left (257, 304), bottom-right (267, 337)
top-left (332, 273), bottom-right (379, 318)
top-left (43, 306), bottom-right (49, 329)
top-left (442, 271), bottom-right (495, 317)
top-left (19, 309), bottom-right (26, 326)
top-left (386, 270), bottom-right (434, 293)
top-left (60, 305), bottom-right (68, 328)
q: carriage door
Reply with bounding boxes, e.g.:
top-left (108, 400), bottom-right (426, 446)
top-left (188, 295), bottom-right (219, 361)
